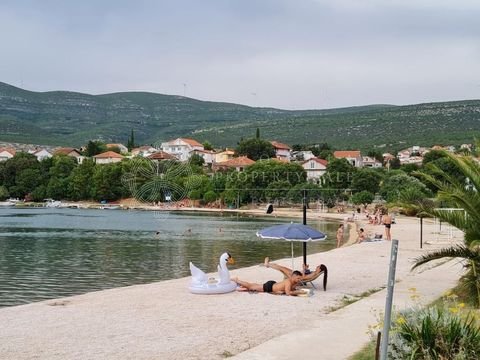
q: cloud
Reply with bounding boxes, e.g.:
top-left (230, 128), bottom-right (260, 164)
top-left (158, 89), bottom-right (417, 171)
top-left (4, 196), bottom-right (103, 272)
top-left (0, 0), bottom-right (478, 109)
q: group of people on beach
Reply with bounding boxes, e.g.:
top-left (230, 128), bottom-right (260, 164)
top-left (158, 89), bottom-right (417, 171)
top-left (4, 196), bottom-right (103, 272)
top-left (234, 257), bottom-right (326, 296)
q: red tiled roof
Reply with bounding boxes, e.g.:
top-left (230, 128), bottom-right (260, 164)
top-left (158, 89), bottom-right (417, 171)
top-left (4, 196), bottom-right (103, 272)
top-left (54, 147), bottom-right (81, 156)
top-left (147, 151), bottom-right (177, 160)
top-left (270, 141), bottom-right (291, 150)
top-left (302, 157), bottom-right (328, 166)
top-left (106, 143), bottom-right (126, 148)
top-left (168, 138), bottom-right (203, 147)
top-left (0, 147), bottom-right (16, 156)
top-left (217, 156), bottom-right (255, 167)
top-left (94, 151), bottom-right (124, 159)
top-left (333, 150), bottom-right (361, 158)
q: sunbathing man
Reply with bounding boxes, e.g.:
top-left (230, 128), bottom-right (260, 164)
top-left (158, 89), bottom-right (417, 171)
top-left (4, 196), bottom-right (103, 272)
top-left (233, 270), bottom-right (304, 296)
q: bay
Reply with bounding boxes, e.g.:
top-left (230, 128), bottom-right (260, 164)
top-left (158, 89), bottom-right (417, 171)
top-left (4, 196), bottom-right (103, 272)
top-left (0, 207), bottom-right (338, 307)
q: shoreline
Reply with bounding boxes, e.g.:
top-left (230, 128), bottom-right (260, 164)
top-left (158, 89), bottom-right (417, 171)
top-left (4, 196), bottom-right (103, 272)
top-left (0, 213), bottom-right (462, 359)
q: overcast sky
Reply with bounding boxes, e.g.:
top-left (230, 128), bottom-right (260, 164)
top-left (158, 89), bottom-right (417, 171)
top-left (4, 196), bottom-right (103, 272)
top-left (0, 0), bottom-right (479, 109)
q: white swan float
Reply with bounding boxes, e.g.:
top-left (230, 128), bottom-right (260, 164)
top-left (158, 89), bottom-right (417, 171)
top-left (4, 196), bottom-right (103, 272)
top-left (188, 252), bottom-right (237, 294)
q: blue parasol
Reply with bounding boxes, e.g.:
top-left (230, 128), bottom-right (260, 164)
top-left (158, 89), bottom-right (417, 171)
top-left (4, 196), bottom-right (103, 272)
top-left (256, 223), bottom-right (327, 268)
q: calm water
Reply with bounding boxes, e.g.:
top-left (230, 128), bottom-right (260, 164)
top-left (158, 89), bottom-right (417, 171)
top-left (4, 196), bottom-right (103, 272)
top-left (0, 208), bottom-right (338, 307)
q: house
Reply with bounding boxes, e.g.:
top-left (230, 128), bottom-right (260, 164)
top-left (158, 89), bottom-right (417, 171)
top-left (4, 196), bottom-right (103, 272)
top-left (31, 149), bottom-right (52, 161)
top-left (213, 156), bottom-right (255, 172)
top-left (190, 149), bottom-right (216, 165)
top-left (291, 150), bottom-right (315, 161)
top-left (333, 150), bottom-right (363, 167)
top-left (131, 145), bottom-right (157, 157)
top-left (215, 149), bottom-right (235, 163)
top-left (93, 151), bottom-right (124, 164)
top-left (302, 157), bottom-right (328, 181)
top-left (362, 156), bottom-right (383, 168)
top-left (147, 151), bottom-right (177, 161)
top-left (270, 141), bottom-right (291, 162)
top-left (160, 138), bottom-right (204, 161)
top-left (53, 147), bottom-right (85, 164)
top-left (106, 143), bottom-right (128, 154)
top-left (0, 147), bottom-right (16, 161)
top-left (291, 150), bottom-right (315, 162)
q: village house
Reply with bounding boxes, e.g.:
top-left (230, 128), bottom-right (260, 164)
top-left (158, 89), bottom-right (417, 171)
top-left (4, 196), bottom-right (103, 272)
top-left (106, 143), bottom-right (128, 154)
top-left (302, 157), bottom-right (328, 181)
top-left (160, 138), bottom-right (204, 161)
top-left (291, 150), bottom-right (315, 162)
top-left (190, 149), bottom-right (216, 165)
top-left (333, 150), bottom-right (363, 167)
top-left (147, 151), bottom-right (177, 162)
top-left (93, 151), bottom-right (124, 164)
top-left (215, 149), bottom-right (235, 163)
top-left (54, 147), bottom-right (85, 164)
top-left (362, 156), bottom-right (383, 168)
top-left (270, 141), bottom-right (291, 162)
top-left (0, 147), bottom-right (16, 161)
top-left (131, 145), bottom-right (157, 157)
top-left (213, 156), bottom-right (255, 172)
top-left (30, 149), bottom-right (52, 161)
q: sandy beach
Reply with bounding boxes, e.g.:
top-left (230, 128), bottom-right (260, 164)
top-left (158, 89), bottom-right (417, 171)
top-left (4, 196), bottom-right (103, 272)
top-left (0, 212), bottom-right (465, 359)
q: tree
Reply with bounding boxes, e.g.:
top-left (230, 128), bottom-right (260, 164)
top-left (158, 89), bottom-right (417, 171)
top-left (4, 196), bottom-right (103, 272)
top-left (15, 168), bottom-right (43, 198)
top-left (236, 138), bottom-right (275, 161)
top-left (322, 158), bottom-right (356, 191)
top-left (351, 190), bottom-right (375, 205)
top-left (85, 140), bottom-right (107, 157)
top-left (189, 153), bottom-right (205, 167)
top-left (46, 155), bottom-right (77, 199)
top-left (380, 173), bottom-right (431, 203)
top-left (68, 159), bottom-right (95, 200)
top-left (0, 185), bottom-right (9, 200)
top-left (92, 163), bottom-right (124, 201)
top-left (202, 141), bottom-right (214, 151)
top-left (388, 157), bottom-right (401, 170)
top-left (366, 149), bottom-right (384, 163)
top-left (127, 129), bottom-right (135, 151)
top-left (410, 150), bottom-right (480, 306)
top-left (351, 168), bottom-right (383, 194)
top-left (256, 128), bottom-right (260, 139)
top-left (203, 190), bottom-right (217, 203)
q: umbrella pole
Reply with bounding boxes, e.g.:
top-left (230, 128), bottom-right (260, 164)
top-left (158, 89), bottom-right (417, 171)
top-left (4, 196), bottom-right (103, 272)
top-left (291, 241), bottom-right (294, 270)
top-left (303, 190), bottom-right (307, 266)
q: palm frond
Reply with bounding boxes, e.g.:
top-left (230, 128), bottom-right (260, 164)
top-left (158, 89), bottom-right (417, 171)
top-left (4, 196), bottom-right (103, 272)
top-left (412, 245), bottom-right (480, 270)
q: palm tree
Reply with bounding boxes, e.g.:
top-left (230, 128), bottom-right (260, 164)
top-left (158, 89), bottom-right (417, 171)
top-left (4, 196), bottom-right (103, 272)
top-left (409, 149), bottom-right (480, 306)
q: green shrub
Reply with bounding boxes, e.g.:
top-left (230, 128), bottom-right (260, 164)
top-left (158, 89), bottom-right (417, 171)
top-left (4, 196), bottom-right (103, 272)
top-left (388, 305), bottom-right (480, 359)
top-left (203, 190), bottom-right (217, 203)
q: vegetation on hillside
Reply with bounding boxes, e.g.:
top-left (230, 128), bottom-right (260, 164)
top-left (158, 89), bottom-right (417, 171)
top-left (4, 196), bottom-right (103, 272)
top-left (1, 81), bottom-right (479, 150)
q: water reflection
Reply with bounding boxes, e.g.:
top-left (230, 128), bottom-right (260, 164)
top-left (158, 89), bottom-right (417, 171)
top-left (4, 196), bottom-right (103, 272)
top-left (0, 208), bottom-right (338, 307)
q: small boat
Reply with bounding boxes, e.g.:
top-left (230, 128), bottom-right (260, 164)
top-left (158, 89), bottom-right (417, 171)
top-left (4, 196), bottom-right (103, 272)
top-left (0, 201), bottom-right (15, 207)
top-left (100, 205), bottom-right (121, 210)
top-left (45, 199), bottom-right (62, 208)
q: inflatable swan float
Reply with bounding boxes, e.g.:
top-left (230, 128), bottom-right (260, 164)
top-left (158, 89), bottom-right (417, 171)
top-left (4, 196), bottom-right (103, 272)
top-left (189, 252), bottom-right (237, 294)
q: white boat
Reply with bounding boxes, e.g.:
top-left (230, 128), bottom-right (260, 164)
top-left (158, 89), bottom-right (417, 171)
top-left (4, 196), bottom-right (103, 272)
top-left (99, 205), bottom-right (121, 210)
top-left (45, 199), bottom-right (62, 208)
top-left (0, 201), bottom-right (15, 207)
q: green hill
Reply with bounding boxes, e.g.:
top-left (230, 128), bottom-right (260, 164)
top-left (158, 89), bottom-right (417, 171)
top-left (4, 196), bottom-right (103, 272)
top-left (0, 81), bottom-right (479, 150)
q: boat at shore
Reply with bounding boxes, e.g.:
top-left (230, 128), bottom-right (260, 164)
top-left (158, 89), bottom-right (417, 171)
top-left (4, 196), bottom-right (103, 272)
top-left (0, 200), bottom-right (16, 207)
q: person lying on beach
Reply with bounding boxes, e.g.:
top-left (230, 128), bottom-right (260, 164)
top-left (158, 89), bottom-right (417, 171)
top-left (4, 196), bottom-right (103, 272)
top-left (263, 257), bottom-right (325, 283)
top-left (233, 271), bottom-right (304, 296)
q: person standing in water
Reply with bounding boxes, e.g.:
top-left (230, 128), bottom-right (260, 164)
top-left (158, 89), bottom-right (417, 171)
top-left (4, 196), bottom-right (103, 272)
top-left (336, 223), bottom-right (344, 247)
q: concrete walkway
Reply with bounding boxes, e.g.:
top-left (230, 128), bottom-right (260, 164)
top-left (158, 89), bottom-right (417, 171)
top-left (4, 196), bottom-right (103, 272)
top-left (234, 255), bottom-right (463, 360)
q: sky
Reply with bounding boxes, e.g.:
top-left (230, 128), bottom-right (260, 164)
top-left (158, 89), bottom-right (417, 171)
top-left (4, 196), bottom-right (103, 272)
top-left (0, 0), bottom-right (479, 110)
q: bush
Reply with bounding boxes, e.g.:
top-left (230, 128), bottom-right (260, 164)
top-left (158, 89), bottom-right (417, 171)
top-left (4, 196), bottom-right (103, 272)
top-left (351, 191), bottom-right (375, 205)
top-left (0, 185), bottom-right (9, 200)
top-left (388, 305), bottom-right (480, 359)
top-left (203, 190), bottom-right (217, 203)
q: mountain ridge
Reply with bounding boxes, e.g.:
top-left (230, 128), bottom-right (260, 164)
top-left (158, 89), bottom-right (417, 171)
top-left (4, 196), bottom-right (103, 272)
top-left (1, 81), bottom-right (479, 150)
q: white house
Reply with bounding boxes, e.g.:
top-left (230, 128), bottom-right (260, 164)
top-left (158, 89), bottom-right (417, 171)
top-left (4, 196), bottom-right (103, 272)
top-left (191, 149), bottom-right (216, 165)
top-left (333, 150), bottom-right (363, 167)
top-left (31, 149), bottom-right (52, 161)
top-left (160, 138), bottom-right (204, 161)
top-left (270, 141), bottom-right (291, 162)
top-left (106, 143), bottom-right (128, 154)
top-left (54, 147), bottom-right (85, 164)
top-left (93, 151), bottom-right (124, 164)
top-left (291, 150), bottom-right (315, 162)
top-left (302, 157), bottom-right (328, 181)
top-left (362, 156), bottom-right (383, 168)
top-left (131, 145), bottom-right (157, 157)
top-left (0, 148), bottom-right (16, 161)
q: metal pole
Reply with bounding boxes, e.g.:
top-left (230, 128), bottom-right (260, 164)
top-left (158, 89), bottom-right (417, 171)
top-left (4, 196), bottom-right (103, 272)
top-left (420, 217), bottom-right (423, 249)
top-left (380, 239), bottom-right (399, 360)
top-left (302, 190), bottom-right (307, 266)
